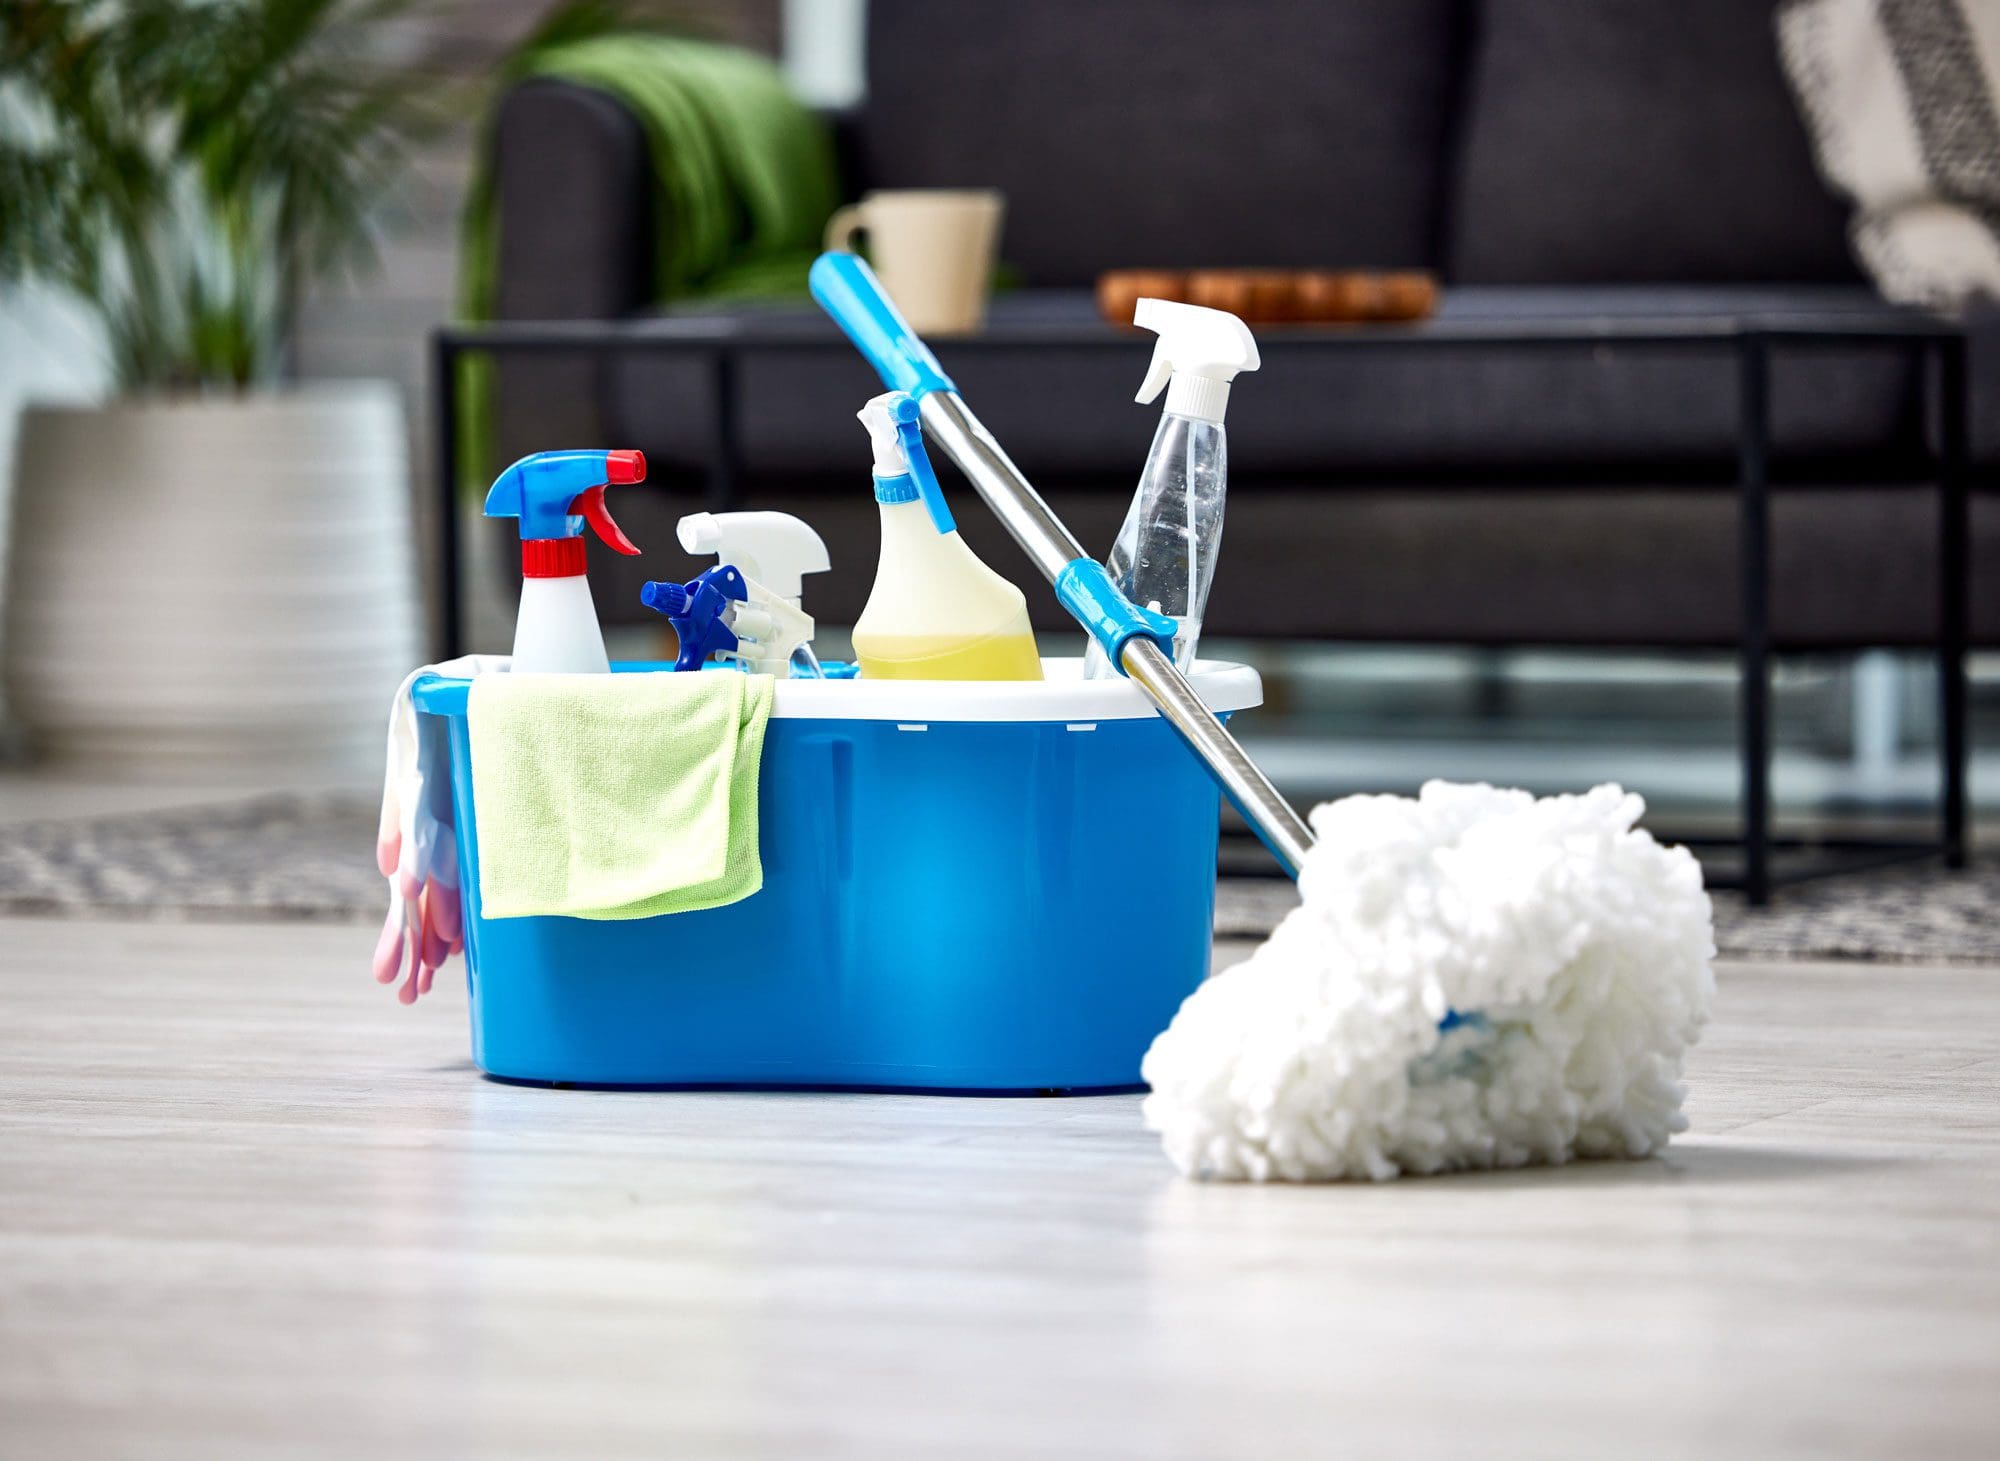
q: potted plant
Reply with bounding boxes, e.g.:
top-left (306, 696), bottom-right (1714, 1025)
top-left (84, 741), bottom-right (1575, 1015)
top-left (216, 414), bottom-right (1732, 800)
top-left (0, 0), bottom-right (438, 772)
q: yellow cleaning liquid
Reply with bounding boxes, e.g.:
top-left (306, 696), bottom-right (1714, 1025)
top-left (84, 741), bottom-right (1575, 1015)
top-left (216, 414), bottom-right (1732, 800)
top-left (854, 629), bottom-right (1044, 681)
top-left (853, 390), bottom-right (1045, 683)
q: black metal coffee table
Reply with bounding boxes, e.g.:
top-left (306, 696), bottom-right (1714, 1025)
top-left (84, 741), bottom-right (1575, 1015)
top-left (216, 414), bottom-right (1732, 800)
top-left (432, 310), bottom-right (1970, 904)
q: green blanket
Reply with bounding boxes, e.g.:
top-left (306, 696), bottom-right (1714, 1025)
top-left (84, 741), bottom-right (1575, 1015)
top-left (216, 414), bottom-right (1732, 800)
top-left (456, 36), bottom-right (840, 490)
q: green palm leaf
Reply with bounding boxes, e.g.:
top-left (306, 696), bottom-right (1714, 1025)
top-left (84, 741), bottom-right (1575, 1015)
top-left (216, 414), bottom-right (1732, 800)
top-left (0, 0), bottom-right (441, 391)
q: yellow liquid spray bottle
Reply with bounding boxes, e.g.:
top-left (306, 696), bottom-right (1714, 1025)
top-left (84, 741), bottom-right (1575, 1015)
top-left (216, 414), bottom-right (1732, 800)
top-left (851, 391), bottom-right (1043, 681)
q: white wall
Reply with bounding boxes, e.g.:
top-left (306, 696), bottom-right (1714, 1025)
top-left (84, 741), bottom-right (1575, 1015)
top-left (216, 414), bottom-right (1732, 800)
top-left (783, 0), bottom-right (866, 107)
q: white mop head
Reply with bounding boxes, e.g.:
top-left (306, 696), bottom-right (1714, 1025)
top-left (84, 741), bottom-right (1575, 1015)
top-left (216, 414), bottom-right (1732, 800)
top-left (1142, 782), bottom-right (1716, 1182)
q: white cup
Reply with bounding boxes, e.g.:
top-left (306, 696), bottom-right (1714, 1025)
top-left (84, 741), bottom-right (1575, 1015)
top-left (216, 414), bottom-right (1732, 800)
top-left (824, 189), bottom-right (1006, 334)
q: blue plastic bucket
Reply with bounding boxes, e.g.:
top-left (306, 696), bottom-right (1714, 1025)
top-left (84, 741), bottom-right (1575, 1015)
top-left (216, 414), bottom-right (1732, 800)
top-left (412, 658), bottom-right (1261, 1091)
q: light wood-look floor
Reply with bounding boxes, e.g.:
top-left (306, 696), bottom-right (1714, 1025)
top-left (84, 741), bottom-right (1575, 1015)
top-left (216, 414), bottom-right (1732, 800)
top-left (2, 917), bottom-right (1997, 1460)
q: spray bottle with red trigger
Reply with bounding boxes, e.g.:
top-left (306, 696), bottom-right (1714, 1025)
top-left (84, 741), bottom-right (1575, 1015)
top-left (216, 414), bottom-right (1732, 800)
top-left (483, 449), bottom-right (646, 673)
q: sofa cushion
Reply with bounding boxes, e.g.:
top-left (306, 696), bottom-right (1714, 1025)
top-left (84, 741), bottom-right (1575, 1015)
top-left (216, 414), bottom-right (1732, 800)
top-left (1208, 484), bottom-right (2000, 649)
top-left (853, 0), bottom-right (1465, 284)
top-left (1446, 0), bottom-right (1860, 284)
top-left (603, 286), bottom-right (1942, 491)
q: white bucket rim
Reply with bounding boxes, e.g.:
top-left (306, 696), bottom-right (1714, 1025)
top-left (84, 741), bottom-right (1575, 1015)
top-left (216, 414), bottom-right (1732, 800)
top-left (765, 656), bottom-right (1261, 722)
top-left (417, 657), bottom-right (1262, 724)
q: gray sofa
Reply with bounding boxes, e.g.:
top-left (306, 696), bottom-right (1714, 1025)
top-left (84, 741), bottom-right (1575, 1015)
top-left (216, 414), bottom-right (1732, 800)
top-left (486, 0), bottom-right (1998, 648)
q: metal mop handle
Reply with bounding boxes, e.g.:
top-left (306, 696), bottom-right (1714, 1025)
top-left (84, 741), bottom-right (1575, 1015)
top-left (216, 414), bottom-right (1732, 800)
top-left (810, 253), bottom-right (1315, 878)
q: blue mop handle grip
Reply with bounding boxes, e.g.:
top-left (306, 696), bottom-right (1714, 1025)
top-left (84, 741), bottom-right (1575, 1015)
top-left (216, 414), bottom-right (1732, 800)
top-left (809, 252), bottom-right (957, 400)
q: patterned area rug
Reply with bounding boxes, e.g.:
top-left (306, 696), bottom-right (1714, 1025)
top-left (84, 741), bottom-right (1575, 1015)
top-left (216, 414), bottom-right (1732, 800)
top-left (1, 795), bottom-right (1995, 962)
top-left (1215, 862), bottom-right (2000, 963)
top-left (0, 795), bottom-right (383, 923)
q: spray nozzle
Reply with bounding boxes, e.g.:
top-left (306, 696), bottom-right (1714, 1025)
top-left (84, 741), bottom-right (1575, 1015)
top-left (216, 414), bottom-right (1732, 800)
top-left (658, 510), bottom-right (828, 676)
top-left (675, 511), bottom-right (829, 602)
top-left (641, 565), bottom-right (748, 672)
top-left (639, 579), bottom-right (691, 618)
top-left (858, 391), bottom-right (955, 535)
top-left (1133, 300), bottom-right (1260, 425)
top-left (483, 449), bottom-right (646, 552)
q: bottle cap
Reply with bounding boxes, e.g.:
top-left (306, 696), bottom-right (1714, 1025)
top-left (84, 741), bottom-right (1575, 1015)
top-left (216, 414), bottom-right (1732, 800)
top-left (674, 511), bottom-right (830, 603)
top-left (1132, 300), bottom-right (1260, 425)
top-left (857, 392), bottom-right (955, 534)
top-left (483, 450), bottom-right (646, 552)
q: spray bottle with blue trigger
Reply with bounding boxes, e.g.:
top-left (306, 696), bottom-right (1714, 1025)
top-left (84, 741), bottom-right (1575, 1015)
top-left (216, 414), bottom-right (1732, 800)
top-left (849, 391), bottom-right (1042, 681)
top-left (640, 566), bottom-right (752, 671)
top-left (483, 449), bottom-right (646, 673)
top-left (640, 511), bottom-right (831, 676)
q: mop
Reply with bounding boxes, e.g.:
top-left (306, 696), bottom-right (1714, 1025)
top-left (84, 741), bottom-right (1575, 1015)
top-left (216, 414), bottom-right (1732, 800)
top-left (811, 254), bottom-right (1716, 1181)
top-left (1142, 782), bottom-right (1714, 1180)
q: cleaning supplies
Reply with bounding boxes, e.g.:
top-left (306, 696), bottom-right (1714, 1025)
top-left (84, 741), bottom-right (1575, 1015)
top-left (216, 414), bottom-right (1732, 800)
top-left (468, 671), bottom-right (773, 920)
top-left (1084, 298), bottom-right (1260, 678)
top-left (1140, 782), bottom-right (1717, 1182)
top-left (811, 254), bottom-right (1714, 1181)
top-left (407, 659), bottom-right (1261, 1087)
top-left (655, 510), bottom-right (830, 676)
top-left (483, 449), bottom-right (646, 673)
top-left (851, 390), bottom-right (1042, 681)
top-left (375, 654), bottom-right (507, 1003)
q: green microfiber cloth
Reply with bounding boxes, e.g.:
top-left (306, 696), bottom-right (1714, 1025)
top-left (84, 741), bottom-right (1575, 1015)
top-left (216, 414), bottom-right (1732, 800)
top-left (456, 34), bottom-right (840, 491)
top-left (467, 671), bottom-right (773, 920)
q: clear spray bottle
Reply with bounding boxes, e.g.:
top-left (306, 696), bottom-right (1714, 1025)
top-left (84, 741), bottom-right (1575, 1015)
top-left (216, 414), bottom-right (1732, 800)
top-left (1084, 299), bottom-right (1259, 678)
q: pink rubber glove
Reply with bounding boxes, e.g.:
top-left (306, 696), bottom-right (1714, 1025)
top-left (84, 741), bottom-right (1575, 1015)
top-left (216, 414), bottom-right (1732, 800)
top-left (373, 655), bottom-right (503, 1004)
top-left (371, 886), bottom-right (424, 1005)
top-left (371, 898), bottom-right (406, 986)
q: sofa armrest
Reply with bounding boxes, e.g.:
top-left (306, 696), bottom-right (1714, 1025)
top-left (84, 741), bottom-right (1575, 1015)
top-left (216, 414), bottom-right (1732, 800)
top-left (493, 78), bottom-right (653, 321)
top-left (486, 78), bottom-right (655, 540)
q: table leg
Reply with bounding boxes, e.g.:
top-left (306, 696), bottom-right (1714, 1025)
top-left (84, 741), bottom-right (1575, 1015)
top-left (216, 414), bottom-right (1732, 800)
top-left (431, 334), bottom-right (463, 662)
top-left (707, 350), bottom-right (738, 512)
top-left (1939, 335), bottom-right (1970, 869)
top-left (1738, 337), bottom-right (1773, 906)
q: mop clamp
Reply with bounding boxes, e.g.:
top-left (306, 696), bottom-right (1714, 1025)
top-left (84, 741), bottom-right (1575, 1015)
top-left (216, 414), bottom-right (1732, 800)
top-left (1055, 559), bottom-right (1178, 670)
top-left (640, 565), bottom-right (748, 672)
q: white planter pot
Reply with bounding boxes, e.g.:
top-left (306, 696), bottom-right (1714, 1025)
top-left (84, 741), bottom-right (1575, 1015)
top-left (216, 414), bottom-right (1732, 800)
top-left (4, 383), bottom-right (420, 774)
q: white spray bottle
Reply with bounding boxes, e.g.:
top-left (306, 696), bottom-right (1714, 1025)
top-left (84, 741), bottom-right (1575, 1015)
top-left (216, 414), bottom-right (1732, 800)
top-left (1084, 300), bottom-right (1259, 678)
top-left (483, 449), bottom-right (646, 673)
top-left (671, 511), bottom-right (831, 676)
